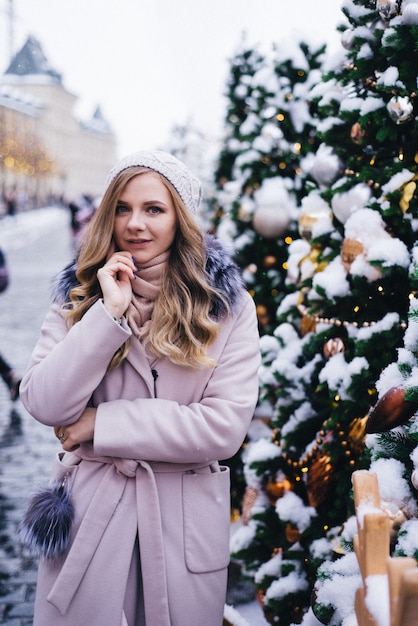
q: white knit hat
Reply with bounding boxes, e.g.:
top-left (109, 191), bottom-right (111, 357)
top-left (104, 150), bottom-right (202, 215)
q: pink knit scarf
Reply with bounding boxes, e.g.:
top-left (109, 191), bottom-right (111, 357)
top-left (125, 251), bottom-right (169, 339)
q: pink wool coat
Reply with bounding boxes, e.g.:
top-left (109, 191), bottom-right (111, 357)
top-left (20, 284), bottom-right (260, 626)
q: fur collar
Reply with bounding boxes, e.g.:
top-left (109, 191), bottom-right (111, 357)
top-left (52, 234), bottom-right (244, 317)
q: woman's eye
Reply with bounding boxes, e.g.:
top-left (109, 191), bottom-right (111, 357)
top-left (115, 204), bottom-right (130, 214)
top-left (148, 206), bottom-right (163, 214)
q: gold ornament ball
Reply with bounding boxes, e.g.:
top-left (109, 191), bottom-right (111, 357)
top-left (285, 523), bottom-right (300, 544)
top-left (252, 204), bottom-right (290, 239)
top-left (256, 304), bottom-right (271, 328)
top-left (265, 475), bottom-right (292, 505)
top-left (245, 263), bottom-right (257, 275)
top-left (298, 213), bottom-right (318, 241)
top-left (300, 314), bottom-right (317, 336)
top-left (400, 179), bottom-right (417, 213)
top-left (298, 206), bottom-right (332, 241)
top-left (323, 338), bottom-right (345, 359)
top-left (255, 589), bottom-right (265, 608)
top-left (350, 122), bottom-right (365, 144)
top-left (305, 450), bottom-right (333, 508)
top-left (241, 485), bottom-right (259, 525)
top-left (263, 255), bottom-right (277, 268)
top-left (348, 417), bottom-right (367, 456)
top-left (341, 238), bottom-right (365, 272)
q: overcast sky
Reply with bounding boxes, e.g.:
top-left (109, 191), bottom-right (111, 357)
top-left (0, 0), bottom-right (346, 157)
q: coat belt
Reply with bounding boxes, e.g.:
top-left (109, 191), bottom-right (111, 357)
top-left (47, 455), bottom-right (172, 625)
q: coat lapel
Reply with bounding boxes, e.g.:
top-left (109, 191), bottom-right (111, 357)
top-left (124, 338), bottom-right (157, 398)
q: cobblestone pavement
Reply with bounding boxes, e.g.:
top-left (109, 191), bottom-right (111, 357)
top-left (0, 207), bottom-right (74, 625)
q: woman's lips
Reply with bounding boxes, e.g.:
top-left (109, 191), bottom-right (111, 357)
top-left (128, 239), bottom-right (151, 247)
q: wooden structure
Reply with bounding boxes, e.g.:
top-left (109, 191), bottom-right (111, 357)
top-left (352, 469), bottom-right (418, 626)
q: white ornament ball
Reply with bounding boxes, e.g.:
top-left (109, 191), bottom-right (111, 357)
top-left (341, 28), bottom-right (354, 50)
top-left (412, 468), bottom-right (418, 491)
top-left (331, 183), bottom-right (372, 225)
top-left (402, 0), bottom-right (418, 25)
top-left (310, 144), bottom-right (341, 186)
top-left (252, 204), bottom-right (290, 239)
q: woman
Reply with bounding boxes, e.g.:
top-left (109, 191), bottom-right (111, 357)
top-left (20, 150), bottom-right (260, 626)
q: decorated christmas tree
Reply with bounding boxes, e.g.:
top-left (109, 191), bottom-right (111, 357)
top-left (214, 36), bottom-right (327, 336)
top-left (310, 258), bottom-right (418, 626)
top-left (214, 35), bottom-right (266, 191)
top-left (211, 35), bottom-right (328, 517)
top-left (229, 0), bottom-right (418, 624)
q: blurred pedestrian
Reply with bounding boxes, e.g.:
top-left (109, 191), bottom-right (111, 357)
top-left (0, 246), bottom-right (9, 292)
top-left (0, 247), bottom-right (20, 401)
top-left (4, 187), bottom-right (17, 217)
top-left (20, 150), bottom-right (260, 626)
top-left (68, 194), bottom-right (96, 246)
top-left (0, 353), bottom-right (21, 401)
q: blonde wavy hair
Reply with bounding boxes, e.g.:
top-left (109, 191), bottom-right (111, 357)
top-left (65, 166), bottom-right (229, 369)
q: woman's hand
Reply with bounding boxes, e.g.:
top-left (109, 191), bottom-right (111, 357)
top-left (54, 408), bottom-right (97, 452)
top-left (97, 251), bottom-right (137, 319)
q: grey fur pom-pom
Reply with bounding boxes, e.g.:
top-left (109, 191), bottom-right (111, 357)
top-left (19, 477), bottom-right (74, 560)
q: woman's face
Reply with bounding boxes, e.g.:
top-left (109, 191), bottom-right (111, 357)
top-left (113, 172), bottom-right (178, 265)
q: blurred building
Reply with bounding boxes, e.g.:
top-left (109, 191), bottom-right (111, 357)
top-left (0, 35), bottom-right (117, 208)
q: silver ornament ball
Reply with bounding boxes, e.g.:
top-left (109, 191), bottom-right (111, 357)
top-left (252, 203), bottom-right (290, 239)
top-left (386, 95), bottom-right (414, 124)
top-left (376, 0), bottom-right (400, 20)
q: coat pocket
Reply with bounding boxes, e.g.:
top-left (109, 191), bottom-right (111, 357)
top-left (182, 465), bottom-right (230, 573)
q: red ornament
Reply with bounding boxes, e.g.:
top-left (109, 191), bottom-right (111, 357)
top-left (366, 386), bottom-right (418, 433)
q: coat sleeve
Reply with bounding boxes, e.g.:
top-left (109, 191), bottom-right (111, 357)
top-left (20, 300), bottom-right (132, 425)
top-left (93, 291), bottom-right (261, 464)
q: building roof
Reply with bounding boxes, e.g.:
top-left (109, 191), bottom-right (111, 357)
top-left (0, 85), bottom-right (41, 116)
top-left (4, 35), bottom-right (62, 84)
top-left (81, 106), bottom-right (113, 135)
